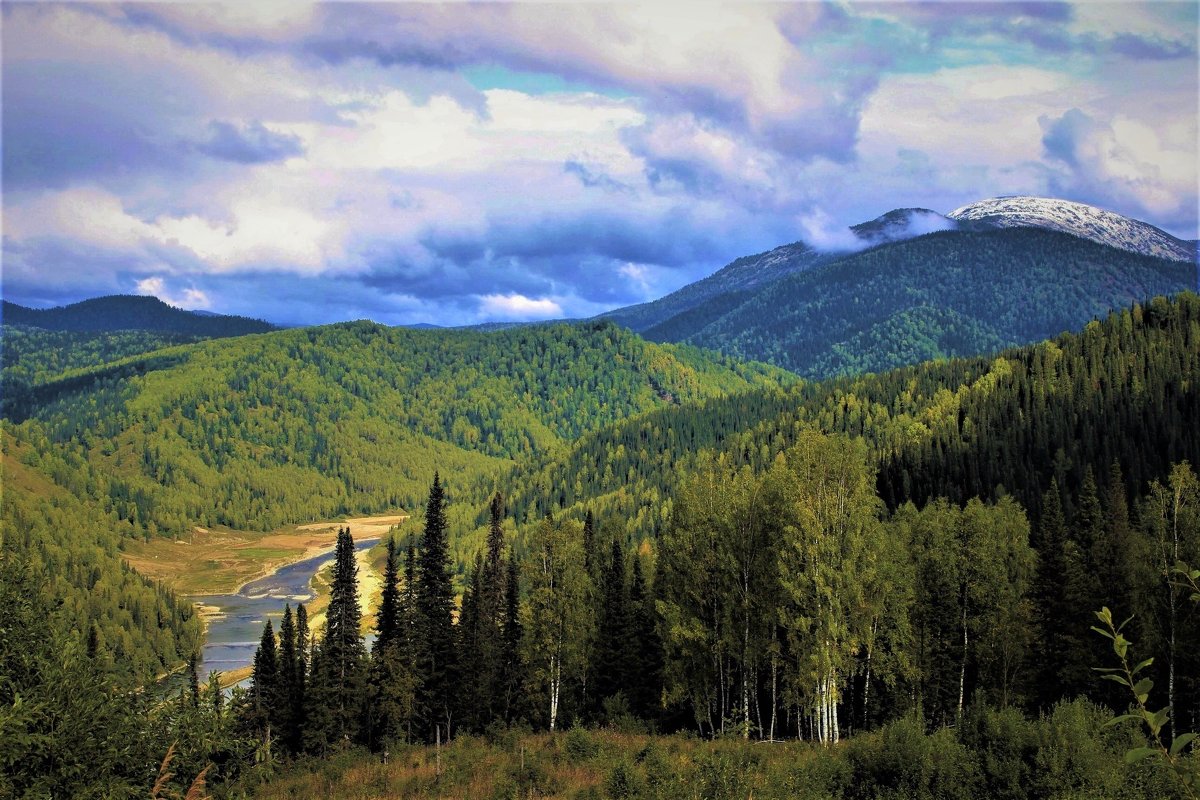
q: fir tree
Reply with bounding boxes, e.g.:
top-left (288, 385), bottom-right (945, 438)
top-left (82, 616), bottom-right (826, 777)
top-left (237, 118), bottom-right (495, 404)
top-left (629, 555), bottom-right (663, 720)
top-left (593, 538), bottom-right (631, 712)
top-left (416, 473), bottom-right (458, 740)
top-left (1033, 479), bottom-right (1069, 706)
top-left (250, 620), bottom-right (278, 735)
top-left (318, 526), bottom-right (367, 746)
top-left (375, 536), bottom-right (401, 653)
top-left (277, 604), bottom-right (299, 751)
top-left (187, 650), bottom-right (201, 709)
top-left (501, 550), bottom-right (525, 724)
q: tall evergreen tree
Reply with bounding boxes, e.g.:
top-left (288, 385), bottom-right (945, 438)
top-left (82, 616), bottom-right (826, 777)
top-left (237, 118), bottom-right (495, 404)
top-left (629, 554), bottom-right (664, 721)
top-left (416, 473), bottom-right (458, 740)
top-left (369, 534), bottom-right (417, 749)
top-left (250, 620), bottom-right (279, 740)
top-left (593, 537), bottom-right (631, 713)
top-left (501, 551), bottom-right (525, 724)
top-left (317, 526), bottom-right (367, 746)
top-left (277, 604), bottom-right (299, 751)
top-left (376, 536), bottom-right (402, 652)
top-left (1062, 469), bottom-right (1104, 694)
top-left (1033, 480), bottom-right (1069, 706)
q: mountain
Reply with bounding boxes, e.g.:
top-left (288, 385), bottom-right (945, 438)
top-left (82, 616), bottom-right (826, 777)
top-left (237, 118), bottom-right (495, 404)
top-left (601, 196), bottom-right (1197, 379)
top-left (501, 293), bottom-right (1200, 544)
top-left (948, 195), bottom-right (1198, 263)
top-left (602, 208), bottom-right (955, 333)
top-left (1, 295), bottom-right (276, 337)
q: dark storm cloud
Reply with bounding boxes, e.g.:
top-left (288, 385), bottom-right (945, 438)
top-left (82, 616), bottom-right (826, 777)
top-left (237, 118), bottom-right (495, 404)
top-left (195, 120), bottom-right (305, 164)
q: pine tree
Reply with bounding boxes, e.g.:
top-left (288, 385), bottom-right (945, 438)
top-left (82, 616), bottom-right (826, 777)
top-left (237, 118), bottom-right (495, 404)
top-left (629, 555), bottom-right (663, 721)
top-left (1062, 469), bottom-right (1104, 695)
top-left (416, 473), bottom-right (458, 740)
top-left (1033, 480), bottom-right (1069, 706)
top-left (593, 537), bottom-right (631, 713)
top-left (317, 526), bottom-right (367, 746)
top-left (250, 620), bottom-right (278, 736)
top-left (500, 551), bottom-right (525, 724)
top-left (376, 536), bottom-right (402, 653)
top-left (294, 603), bottom-right (309, 740)
top-left (277, 604), bottom-right (299, 751)
top-left (369, 535), bottom-right (417, 749)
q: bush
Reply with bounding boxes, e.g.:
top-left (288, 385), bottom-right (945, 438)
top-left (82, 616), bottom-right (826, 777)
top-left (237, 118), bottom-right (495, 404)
top-left (566, 725), bottom-right (601, 762)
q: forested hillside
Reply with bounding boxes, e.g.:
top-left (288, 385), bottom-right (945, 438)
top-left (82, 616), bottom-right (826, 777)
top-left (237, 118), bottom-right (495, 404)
top-left (1, 295), bottom-right (275, 336)
top-left (3, 320), bottom-right (788, 534)
top-left (1, 325), bottom-right (204, 390)
top-left (502, 293), bottom-right (1200, 543)
top-left (645, 228), bottom-right (1194, 378)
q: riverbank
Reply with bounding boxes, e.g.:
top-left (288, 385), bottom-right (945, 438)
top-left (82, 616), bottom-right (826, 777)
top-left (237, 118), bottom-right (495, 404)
top-left (123, 513), bottom-right (408, 597)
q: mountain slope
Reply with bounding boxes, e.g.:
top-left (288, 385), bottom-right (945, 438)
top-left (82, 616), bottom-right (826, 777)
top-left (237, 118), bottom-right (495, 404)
top-left (499, 293), bottom-right (1200, 546)
top-left (5, 320), bottom-right (791, 535)
top-left (948, 196), bottom-right (1197, 262)
top-left (648, 227), bottom-right (1194, 378)
top-left (602, 208), bottom-right (954, 333)
top-left (1, 295), bottom-right (276, 337)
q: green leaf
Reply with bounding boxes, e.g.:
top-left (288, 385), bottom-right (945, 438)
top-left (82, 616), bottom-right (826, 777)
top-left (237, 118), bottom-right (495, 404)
top-left (1100, 674), bottom-right (1130, 687)
top-left (1124, 747), bottom-right (1158, 764)
top-left (1104, 714), bottom-right (1142, 728)
top-left (1133, 678), bottom-right (1153, 702)
top-left (1169, 732), bottom-right (1197, 756)
top-left (1132, 657), bottom-right (1154, 674)
top-left (1090, 625), bottom-right (1114, 640)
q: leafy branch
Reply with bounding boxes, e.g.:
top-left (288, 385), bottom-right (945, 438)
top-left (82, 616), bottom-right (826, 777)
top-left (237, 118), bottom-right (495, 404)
top-left (1092, 607), bottom-right (1197, 798)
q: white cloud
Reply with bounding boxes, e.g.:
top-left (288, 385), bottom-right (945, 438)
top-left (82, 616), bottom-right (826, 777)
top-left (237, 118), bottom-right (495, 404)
top-left (478, 293), bottom-right (563, 320)
top-left (135, 276), bottom-right (211, 310)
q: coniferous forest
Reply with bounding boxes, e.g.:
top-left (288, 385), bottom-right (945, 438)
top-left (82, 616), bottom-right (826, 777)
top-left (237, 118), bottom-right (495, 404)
top-left (1, 293), bottom-right (1198, 799)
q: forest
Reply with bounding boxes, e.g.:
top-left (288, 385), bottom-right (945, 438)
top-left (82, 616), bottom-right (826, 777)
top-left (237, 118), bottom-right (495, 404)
top-left (646, 228), bottom-right (1193, 378)
top-left (0, 295), bottom-right (1198, 799)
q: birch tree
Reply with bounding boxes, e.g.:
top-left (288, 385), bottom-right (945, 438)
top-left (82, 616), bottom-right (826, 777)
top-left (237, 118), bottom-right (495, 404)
top-left (523, 515), bottom-right (593, 731)
top-left (775, 431), bottom-right (880, 745)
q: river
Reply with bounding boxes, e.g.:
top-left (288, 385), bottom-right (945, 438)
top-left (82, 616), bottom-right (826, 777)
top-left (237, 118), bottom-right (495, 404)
top-left (194, 536), bottom-right (380, 677)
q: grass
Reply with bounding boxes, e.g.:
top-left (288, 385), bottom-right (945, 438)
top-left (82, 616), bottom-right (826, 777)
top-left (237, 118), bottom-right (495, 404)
top-left (241, 729), bottom-right (839, 800)
top-left (123, 514), bottom-right (407, 596)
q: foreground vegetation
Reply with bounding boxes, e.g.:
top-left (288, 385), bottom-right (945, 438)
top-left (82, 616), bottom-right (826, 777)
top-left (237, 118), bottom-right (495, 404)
top-left (1, 296), bottom-right (1198, 798)
top-left (245, 710), bottom-right (1175, 800)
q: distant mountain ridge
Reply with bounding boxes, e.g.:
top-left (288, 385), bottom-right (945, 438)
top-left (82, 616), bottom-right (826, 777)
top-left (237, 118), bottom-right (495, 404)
top-left (602, 196), bottom-right (1197, 341)
top-left (1, 295), bottom-right (276, 337)
top-left (948, 196), bottom-right (1197, 263)
top-left (600, 196), bottom-right (1196, 379)
top-left (602, 207), bottom-right (955, 332)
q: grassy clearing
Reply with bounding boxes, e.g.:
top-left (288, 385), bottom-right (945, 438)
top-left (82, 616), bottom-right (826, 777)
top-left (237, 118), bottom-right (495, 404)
top-left (237, 701), bottom-right (1186, 800)
top-left (123, 514), bottom-right (407, 596)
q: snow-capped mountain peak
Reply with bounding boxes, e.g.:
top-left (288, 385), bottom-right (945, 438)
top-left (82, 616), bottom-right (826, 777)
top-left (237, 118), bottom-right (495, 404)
top-left (947, 196), bottom-right (1196, 263)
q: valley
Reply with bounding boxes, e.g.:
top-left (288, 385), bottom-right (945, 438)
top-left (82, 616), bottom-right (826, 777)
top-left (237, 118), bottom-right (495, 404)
top-left (2, 204), bottom-right (1197, 800)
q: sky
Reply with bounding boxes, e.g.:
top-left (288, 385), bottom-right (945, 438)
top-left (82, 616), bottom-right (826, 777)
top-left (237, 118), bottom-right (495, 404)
top-left (2, 2), bottom-right (1197, 327)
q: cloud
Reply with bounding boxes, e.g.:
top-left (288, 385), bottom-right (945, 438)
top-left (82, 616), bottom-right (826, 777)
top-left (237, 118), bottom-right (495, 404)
top-left (195, 120), bottom-right (304, 163)
top-left (2, 2), bottom-right (1196, 327)
top-left (135, 276), bottom-right (211, 310)
top-left (1039, 107), bottom-right (1198, 228)
top-left (478, 293), bottom-right (563, 321)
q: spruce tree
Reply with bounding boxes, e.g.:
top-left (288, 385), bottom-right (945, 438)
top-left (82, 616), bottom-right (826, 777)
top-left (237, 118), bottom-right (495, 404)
top-left (629, 555), bottom-right (663, 720)
top-left (375, 536), bottom-right (401, 653)
top-left (319, 526), bottom-right (367, 746)
top-left (593, 538), bottom-right (631, 713)
top-left (1062, 469), bottom-right (1104, 695)
top-left (250, 620), bottom-right (278, 735)
top-left (500, 550), bottom-right (525, 724)
top-left (369, 535), bottom-right (417, 749)
top-left (1033, 479), bottom-right (1069, 706)
top-left (416, 473), bottom-right (458, 740)
top-left (294, 603), bottom-right (309, 741)
top-left (277, 604), bottom-right (299, 751)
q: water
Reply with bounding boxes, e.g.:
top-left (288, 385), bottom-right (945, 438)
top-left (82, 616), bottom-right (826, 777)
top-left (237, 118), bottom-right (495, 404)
top-left (194, 537), bottom-right (379, 677)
